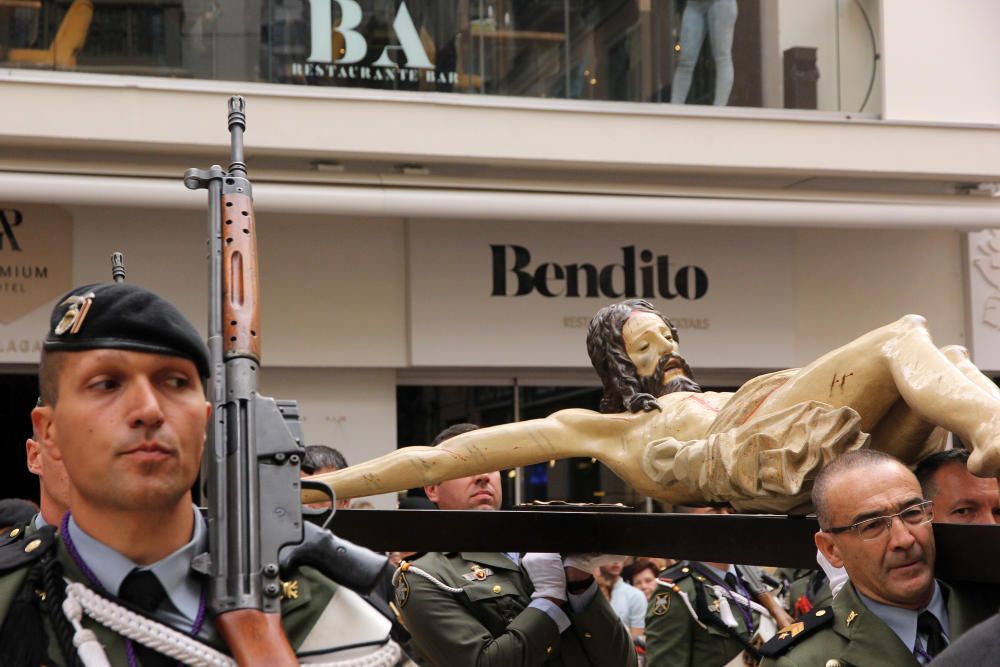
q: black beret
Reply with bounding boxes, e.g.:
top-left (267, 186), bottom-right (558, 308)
top-left (44, 283), bottom-right (210, 378)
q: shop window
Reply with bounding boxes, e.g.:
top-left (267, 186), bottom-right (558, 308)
top-left (0, 0), bottom-right (883, 114)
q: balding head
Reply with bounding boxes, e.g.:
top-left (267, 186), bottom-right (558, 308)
top-left (812, 449), bottom-right (904, 529)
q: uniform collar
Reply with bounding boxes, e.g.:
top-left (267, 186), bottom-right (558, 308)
top-left (857, 581), bottom-right (949, 656)
top-left (66, 506), bottom-right (207, 622)
top-left (698, 562), bottom-right (736, 584)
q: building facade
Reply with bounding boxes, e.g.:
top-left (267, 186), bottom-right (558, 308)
top-left (1, 0), bottom-right (998, 506)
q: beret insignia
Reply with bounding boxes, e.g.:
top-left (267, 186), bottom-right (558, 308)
top-left (54, 292), bottom-right (95, 336)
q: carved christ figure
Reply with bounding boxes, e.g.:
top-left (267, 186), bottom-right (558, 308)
top-left (308, 299), bottom-right (1000, 513)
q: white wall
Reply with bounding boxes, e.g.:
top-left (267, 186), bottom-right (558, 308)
top-left (792, 228), bottom-right (965, 365)
top-left (881, 0), bottom-right (1000, 124)
top-left (260, 367), bottom-right (398, 509)
top-left (0, 205), bottom-right (408, 367)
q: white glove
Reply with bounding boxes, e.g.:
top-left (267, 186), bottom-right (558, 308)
top-left (563, 553), bottom-right (628, 573)
top-left (521, 552), bottom-right (567, 601)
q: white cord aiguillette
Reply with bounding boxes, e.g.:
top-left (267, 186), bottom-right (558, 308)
top-left (63, 581), bottom-right (402, 667)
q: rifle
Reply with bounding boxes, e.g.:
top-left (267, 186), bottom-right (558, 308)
top-left (184, 97), bottom-right (306, 665)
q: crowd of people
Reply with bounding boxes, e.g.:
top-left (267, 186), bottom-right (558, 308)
top-left (3, 280), bottom-right (1000, 667)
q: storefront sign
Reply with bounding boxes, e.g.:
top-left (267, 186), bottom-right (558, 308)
top-left (297, 0), bottom-right (456, 85)
top-left (0, 205), bottom-right (73, 360)
top-left (408, 221), bottom-right (794, 369)
top-left (966, 230), bottom-right (1000, 371)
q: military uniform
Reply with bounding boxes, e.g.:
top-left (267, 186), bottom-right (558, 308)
top-left (397, 551), bottom-right (636, 666)
top-left (0, 518), bottom-right (395, 665)
top-left (758, 581), bottom-right (999, 667)
top-left (783, 569), bottom-right (833, 620)
top-left (644, 561), bottom-right (763, 667)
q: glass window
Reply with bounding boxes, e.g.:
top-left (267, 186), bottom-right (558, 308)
top-left (0, 0), bottom-right (882, 113)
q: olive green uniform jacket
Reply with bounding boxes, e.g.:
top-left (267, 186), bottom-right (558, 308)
top-left (398, 551), bottom-right (637, 667)
top-left (759, 581), bottom-right (999, 667)
top-left (0, 524), bottom-right (375, 666)
top-left (644, 561), bottom-right (761, 667)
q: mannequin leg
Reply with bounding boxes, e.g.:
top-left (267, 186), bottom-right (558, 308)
top-left (670, 0), bottom-right (708, 104)
top-left (707, 0), bottom-right (738, 105)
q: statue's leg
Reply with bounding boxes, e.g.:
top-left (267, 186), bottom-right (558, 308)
top-left (868, 346), bottom-right (978, 463)
top-left (754, 315), bottom-right (1000, 474)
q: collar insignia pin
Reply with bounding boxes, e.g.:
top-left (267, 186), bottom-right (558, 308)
top-left (846, 610), bottom-right (857, 626)
top-left (280, 580), bottom-right (300, 601)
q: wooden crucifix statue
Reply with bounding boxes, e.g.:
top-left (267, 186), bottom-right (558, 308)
top-left (308, 299), bottom-right (1000, 513)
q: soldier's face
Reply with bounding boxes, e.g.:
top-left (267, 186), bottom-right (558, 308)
top-left (815, 462), bottom-right (936, 610)
top-left (929, 462), bottom-right (1000, 525)
top-left (425, 471), bottom-right (502, 511)
top-left (622, 311), bottom-right (686, 382)
top-left (33, 349), bottom-right (210, 515)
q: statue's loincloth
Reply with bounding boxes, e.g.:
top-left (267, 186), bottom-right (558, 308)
top-left (642, 369), bottom-right (870, 514)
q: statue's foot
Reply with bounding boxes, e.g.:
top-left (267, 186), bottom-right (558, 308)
top-left (968, 423), bottom-right (1000, 476)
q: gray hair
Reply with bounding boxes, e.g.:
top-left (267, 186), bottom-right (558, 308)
top-left (811, 449), bottom-right (905, 529)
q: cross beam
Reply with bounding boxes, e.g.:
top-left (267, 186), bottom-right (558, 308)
top-left (328, 509), bottom-right (1000, 582)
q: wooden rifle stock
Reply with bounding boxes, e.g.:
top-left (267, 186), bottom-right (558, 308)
top-left (216, 610), bottom-right (298, 667)
top-left (221, 192), bottom-right (261, 360)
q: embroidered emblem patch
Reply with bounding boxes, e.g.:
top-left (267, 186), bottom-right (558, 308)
top-left (54, 292), bottom-right (96, 335)
top-left (394, 573), bottom-right (411, 608)
top-left (653, 591), bottom-right (671, 616)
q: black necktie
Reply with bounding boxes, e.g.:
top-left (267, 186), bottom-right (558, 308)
top-left (724, 572), bottom-right (739, 590)
top-left (118, 570), bottom-right (173, 667)
top-left (917, 610), bottom-right (947, 658)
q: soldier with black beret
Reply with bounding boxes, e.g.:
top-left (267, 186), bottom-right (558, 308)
top-left (0, 282), bottom-right (397, 666)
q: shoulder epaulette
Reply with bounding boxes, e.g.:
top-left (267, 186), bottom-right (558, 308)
top-left (0, 524), bottom-right (57, 574)
top-left (656, 561), bottom-right (693, 587)
top-left (758, 605), bottom-right (834, 657)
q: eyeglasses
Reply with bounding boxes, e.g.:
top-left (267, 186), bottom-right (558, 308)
top-left (825, 500), bottom-right (934, 541)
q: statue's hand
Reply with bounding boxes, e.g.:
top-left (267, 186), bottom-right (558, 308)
top-left (625, 393), bottom-right (663, 413)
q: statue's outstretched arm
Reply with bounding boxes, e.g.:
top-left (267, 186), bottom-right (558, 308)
top-left (304, 409), bottom-right (619, 502)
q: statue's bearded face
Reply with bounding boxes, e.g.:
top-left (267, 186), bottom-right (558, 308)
top-left (622, 311), bottom-right (694, 394)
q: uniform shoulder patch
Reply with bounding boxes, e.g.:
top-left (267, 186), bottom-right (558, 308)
top-left (658, 561), bottom-right (692, 583)
top-left (758, 606), bottom-right (835, 657)
top-left (651, 590), bottom-right (671, 616)
top-left (394, 571), bottom-right (411, 609)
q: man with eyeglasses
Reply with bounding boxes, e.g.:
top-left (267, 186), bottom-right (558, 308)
top-left (759, 450), bottom-right (998, 666)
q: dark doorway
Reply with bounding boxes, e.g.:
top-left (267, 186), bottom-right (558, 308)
top-left (0, 373), bottom-right (40, 504)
